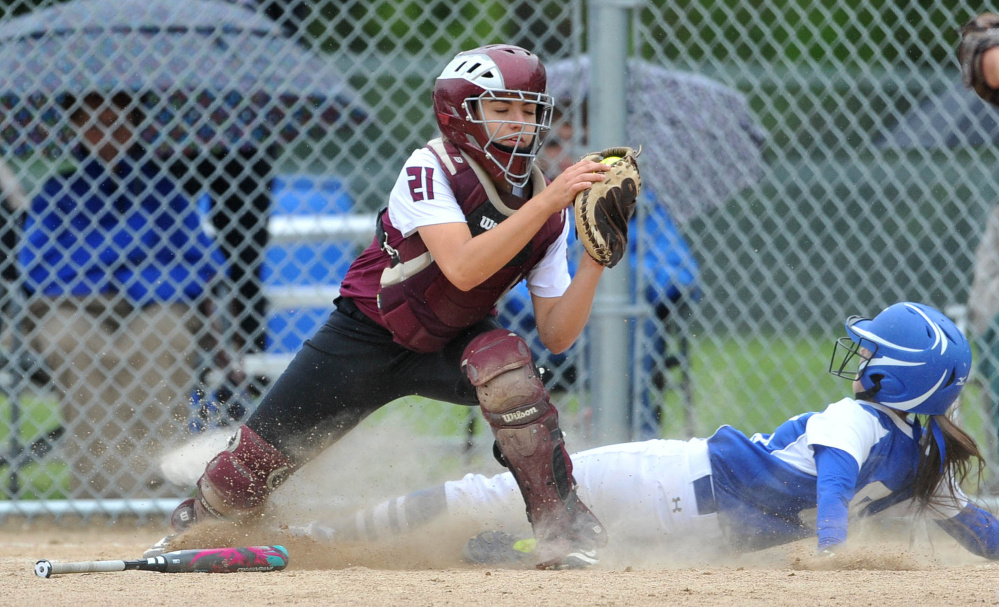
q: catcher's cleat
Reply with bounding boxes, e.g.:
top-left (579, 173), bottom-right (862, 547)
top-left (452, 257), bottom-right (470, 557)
top-left (537, 547), bottom-right (599, 570)
top-left (462, 531), bottom-right (537, 567)
top-left (532, 493), bottom-right (605, 570)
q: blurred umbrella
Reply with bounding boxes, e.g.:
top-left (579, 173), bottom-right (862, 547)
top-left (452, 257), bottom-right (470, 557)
top-left (0, 0), bottom-right (370, 158)
top-left (547, 57), bottom-right (767, 223)
top-left (874, 84), bottom-right (999, 150)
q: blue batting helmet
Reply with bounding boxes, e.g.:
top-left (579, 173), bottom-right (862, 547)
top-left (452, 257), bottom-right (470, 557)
top-left (839, 302), bottom-right (971, 415)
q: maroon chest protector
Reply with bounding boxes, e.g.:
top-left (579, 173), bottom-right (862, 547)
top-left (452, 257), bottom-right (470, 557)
top-left (370, 139), bottom-right (564, 353)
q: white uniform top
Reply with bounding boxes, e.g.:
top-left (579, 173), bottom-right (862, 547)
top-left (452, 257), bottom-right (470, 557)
top-left (386, 148), bottom-right (573, 299)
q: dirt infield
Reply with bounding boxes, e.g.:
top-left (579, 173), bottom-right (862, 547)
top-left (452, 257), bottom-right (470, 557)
top-left (3, 519), bottom-right (999, 607)
top-left (4, 430), bottom-right (997, 605)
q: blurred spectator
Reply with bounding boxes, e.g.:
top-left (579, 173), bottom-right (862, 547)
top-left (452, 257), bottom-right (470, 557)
top-left (197, 2), bottom-right (297, 362)
top-left (0, 157), bottom-right (53, 388)
top-left (169, 146), bottom-right (275, 433)
top-left (0, 157), bottom-right (27, 339)
top-left (960, 27), bottom-right (999, 479)
top-left (969, 204), bottom-right (999, 469)
top-left (170, 147), bottom-right (275, 357)
top-left (0, 157), bottom-right (27, 291)
top-left (633, 194), bottom-right (700, 438)
top-left (18, 91), bottom-right (224, 498)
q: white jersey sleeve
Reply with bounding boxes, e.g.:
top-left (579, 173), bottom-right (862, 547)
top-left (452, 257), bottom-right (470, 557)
top-left (387, 148), bottom-right (465, 237)
top-left (805, 398), bottom-right (888, 468)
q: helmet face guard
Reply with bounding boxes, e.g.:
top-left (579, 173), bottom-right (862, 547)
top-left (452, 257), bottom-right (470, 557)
top-left (433, 45), bottom-right (554, 188)
top-left (463, 89), bottom-right (553, 187)
top-left (828, 321), bottom-right (877, 381)
top-left (828, 302), bottom-right (971, 415)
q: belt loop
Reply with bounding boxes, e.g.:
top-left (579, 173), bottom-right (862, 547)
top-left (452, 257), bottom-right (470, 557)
top-left (336, 296), bottom-right (384, 330)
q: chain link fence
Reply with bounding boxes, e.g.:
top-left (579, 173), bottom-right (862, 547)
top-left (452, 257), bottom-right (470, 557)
top-left (1, 0), bottom-right (998, 515)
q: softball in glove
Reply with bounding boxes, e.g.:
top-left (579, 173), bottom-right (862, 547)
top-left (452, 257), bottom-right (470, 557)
top-left (573, 146), bottom-right (642, 268)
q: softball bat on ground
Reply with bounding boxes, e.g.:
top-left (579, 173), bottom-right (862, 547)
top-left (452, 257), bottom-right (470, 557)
top-left (34, 545), bottom-right (289, 577)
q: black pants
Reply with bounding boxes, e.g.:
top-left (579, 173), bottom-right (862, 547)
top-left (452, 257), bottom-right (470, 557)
top-left (246, 299), bottom-right (500, 463)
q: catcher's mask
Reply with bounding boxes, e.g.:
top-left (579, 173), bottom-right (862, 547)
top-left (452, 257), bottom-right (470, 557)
top-left (433, 44), bottom-right (553, 188)
top-left (828, 302), bottom-right (971, 416)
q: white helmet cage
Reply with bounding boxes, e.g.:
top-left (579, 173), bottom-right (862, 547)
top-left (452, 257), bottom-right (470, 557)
top-left (463, 89), bottom-right (554, 187)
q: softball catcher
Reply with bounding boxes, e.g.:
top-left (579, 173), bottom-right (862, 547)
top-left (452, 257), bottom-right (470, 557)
top-left (153, 43), bottom-right (645, 569)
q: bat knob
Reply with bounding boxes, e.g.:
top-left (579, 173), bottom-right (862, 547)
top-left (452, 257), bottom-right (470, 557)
top-left (34, 560), bottom-right (53, 578)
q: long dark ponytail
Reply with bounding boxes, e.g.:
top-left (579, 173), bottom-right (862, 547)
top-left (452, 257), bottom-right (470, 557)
top-left (912, 414), bottom-right (985, 513)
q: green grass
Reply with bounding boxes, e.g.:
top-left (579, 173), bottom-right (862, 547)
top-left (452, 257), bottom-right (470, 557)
top-left (0, 392), bottom-right (62, 444)
top-left (2, 461), bottom-right (69, 500)
top-left (658, 330), bottom-right (844, 439)
top-left (0, 391), bottom-right (67, 499)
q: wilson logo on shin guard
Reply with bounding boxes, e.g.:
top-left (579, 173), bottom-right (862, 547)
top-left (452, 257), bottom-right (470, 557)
top-left (502, 406), bottom-right (538, 423)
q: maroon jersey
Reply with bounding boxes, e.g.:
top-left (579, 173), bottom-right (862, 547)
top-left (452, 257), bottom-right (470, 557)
top-left (339, 139), bottom-right (565, 353)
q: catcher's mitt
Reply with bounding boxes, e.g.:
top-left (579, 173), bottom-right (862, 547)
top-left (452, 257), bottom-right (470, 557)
top-left (573, 146), bottom-right (641, 268)
top-left (958, 12), bottom-right (999, 107)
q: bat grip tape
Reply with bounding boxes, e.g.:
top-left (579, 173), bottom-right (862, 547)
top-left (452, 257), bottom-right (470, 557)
top-left (51, 560), bottom-right (127, 574)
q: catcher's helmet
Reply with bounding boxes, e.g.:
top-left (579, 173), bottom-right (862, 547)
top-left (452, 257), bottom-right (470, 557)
top-left (432, 44), bottom-right (553, 188)
top-left (829, 302), bottom-right (971, 416)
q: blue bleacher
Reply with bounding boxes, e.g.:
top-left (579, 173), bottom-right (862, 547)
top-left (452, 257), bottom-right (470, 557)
top-left (262, 174), bottom-right (355, 354)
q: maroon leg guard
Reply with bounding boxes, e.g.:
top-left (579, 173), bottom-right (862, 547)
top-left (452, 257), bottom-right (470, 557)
top-left (463, 330), bottom-right (606, 565)
top-left (171, 425), bottom-right (295, 532)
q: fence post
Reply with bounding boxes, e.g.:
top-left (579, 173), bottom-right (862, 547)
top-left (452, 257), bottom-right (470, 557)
top-left (587, 0), bottom-right (638, 445)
